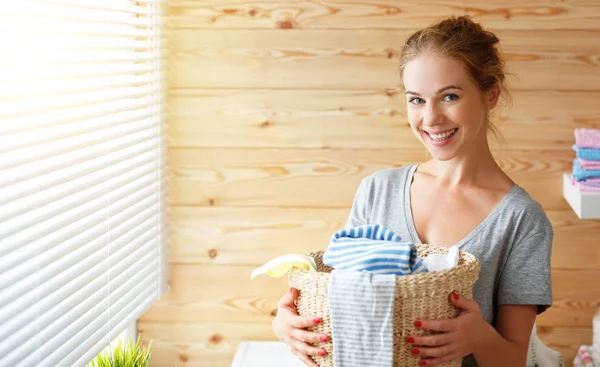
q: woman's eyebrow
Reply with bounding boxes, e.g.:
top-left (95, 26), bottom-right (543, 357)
top-left (405, 85), bottom-right (463, 96)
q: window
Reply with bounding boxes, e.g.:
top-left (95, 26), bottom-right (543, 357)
top-left (0, 1), bottom-right (167, 365)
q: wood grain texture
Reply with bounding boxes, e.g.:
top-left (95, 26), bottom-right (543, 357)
top-left (168, 29), bottom-right (600, 90)
top-left (168, 88), bottom-right (600, 150)
top-left (140, 264), bottom-right (287, 324)
top-left (167, 207), bottom-right (346, 265)
top-left (167, 148), bottom-right (574, 210)
top-left (167, 0), bottom-right (600, 31)
top-left (165, 207), bottom-right (600, 270)
top-left (140, 265), bottom-right (600, 326)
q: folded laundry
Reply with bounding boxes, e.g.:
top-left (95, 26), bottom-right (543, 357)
top-left (572, 177), bottom-right (600, 192)
top-left (580, 158), bottom-right (600, 170)
top-left (573, 145), bottom-right (600, 161)
top-left (575, 128), bottom-right (600, 149)
top-left (323, 224), bottom-right (427, 276)
top-left (573, 159), bottom-right (600, 182)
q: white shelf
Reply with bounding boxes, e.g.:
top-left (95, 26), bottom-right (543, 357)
top-left (563, 173), bottom-right (600, 219)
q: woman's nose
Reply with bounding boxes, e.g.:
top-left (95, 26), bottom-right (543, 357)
top-left (422, 104), bottom-right (444, 126)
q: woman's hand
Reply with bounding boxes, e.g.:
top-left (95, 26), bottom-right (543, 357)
top-left (272, 287), bottom-right (329, 367)
top-left (406, 292), bottom-right (492, 366)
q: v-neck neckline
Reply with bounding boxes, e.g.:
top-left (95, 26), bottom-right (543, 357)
top-left (403, 164), bottom-right (519, 248)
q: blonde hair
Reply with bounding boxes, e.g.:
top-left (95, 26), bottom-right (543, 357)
top-left (399, 16), bottom-right (511, 137)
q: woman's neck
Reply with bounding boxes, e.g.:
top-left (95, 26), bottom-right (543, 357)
top-left (426, 135), bottom-right (509, 191)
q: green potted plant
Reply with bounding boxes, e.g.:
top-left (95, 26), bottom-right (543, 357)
top-left (88, 337), bottom-right (153, 367)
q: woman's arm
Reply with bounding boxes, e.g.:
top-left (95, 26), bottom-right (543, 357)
top-left (472, 304), bottom-right (537, 366)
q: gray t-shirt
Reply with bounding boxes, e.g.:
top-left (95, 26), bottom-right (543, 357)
top-left (344, 164), bottom-right (553, 367)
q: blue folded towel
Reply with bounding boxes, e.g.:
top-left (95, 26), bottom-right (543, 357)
top-left (323, 224), bottom-right (427, 275)
top-left (573, 159), bottom-right (600, 181)
top-left (573, 145), bottom-right (600, 161)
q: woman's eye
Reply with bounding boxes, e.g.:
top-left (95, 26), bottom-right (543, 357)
top-left (443, 94), bottom-right (459, 101)
top-left (409, 97), bottom-right (424, 105)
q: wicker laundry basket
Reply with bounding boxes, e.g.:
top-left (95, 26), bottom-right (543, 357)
top-left (288, 244), bottom-right (481, 367)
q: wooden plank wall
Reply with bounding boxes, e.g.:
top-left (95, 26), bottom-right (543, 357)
top-left (139, 1), bottom-right (600, 366)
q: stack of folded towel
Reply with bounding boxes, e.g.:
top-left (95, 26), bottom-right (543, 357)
top-left (572, 128), bottom-right (600, 192)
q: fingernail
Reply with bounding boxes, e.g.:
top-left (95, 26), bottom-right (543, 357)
top-left (420, 360), bottom-right (427, 366)
top-left (411, 348), bottom-right (419, 355)
top-left (313, 317), bottom-right (322, 324)
top-left (406, 336), bottom-right (414, 343)
top-left (290, 287), bottom-right (294, 294)
top-left (318, 350), bottom-right (327, 356)
top-left (414, 320), bottom-right (422, 327)
top-left (320, 335), bottom-right (329, 342)
top-left (451, 292), bottom-right (459, 300)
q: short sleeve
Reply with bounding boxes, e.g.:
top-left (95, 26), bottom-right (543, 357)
top-left (497, 222), bottom-right (553, 314)
top-left (344, 175), bottom-right (373, 229)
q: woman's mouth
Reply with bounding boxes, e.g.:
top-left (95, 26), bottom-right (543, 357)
top-left (424, 128), bottom-right (458, 146)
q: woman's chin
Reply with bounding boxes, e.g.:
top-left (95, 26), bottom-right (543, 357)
top-left (428, 151), bottom-right (456, 161)
top-left (425, 144), bottom-right (460, 161)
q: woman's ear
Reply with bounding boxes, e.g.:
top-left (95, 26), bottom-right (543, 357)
top-left (485, 86), bottom-right (500, 109)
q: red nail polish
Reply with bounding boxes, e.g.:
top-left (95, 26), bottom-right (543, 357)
top-left (318, 350), bottom-right (327, 356)
top-left (406, 336), bottom-right (414, 343)
top-left (411, 348), bottom-right (419, 355)
top-left (452, 292), bottom-right (459, 300)
top-left (320, 335), bottom-right (328, 342)
top-left (313, 317), bottom-right (322, 324)
top-left (420, 360), bottom-right (427, 366)
top-left (414, 320), bottom-right (422, 327)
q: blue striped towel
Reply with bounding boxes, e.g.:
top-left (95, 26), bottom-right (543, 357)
top-left (573, 145), bottom-right (600, 161)
top-left (323, 224), bottom-right (428, 275)
top-left (328, 271), bottom-right (395, 367)
top-left (573, 159), bottom-right (600, 181)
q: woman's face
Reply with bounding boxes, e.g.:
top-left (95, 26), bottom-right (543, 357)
top-left (403, 52), bottom-right (499, 161)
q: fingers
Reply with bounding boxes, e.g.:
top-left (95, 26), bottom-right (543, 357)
top-left (291, 314), bottom-right (323, 329)
top-left (416, 351), bottom-right (463, 366)
top-left (278, 287), bottom-right (298, 309)
top-left (290, 347), bottom-right (321, 367)
top-left (289, 331), bottom-right (328, 367)
top-left (406, 332), bottom-right (455, 347)
top-left (415, 318), bottom-right (456, 332)
top-left (291, 328), bottom-right (329, 344)
top-left (411, 344), bottom-right (457, 359)
top-left (290, 337), bottom-right (328, 358)
top-left (274, 287), bottom-right (329, 367)
top-left (449, 292), bottom-right (479, 312)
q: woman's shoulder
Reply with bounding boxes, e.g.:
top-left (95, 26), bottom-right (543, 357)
top-left (361, 164), bottom-right (418, 187)
top-left (500, 185), bottom-right (553, 238)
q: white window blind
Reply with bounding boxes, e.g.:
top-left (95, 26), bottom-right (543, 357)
top-left (0, 1), bottom-right (167, 366)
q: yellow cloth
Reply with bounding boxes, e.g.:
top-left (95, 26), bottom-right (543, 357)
top-left (250, 254), bottom-right (317, 280)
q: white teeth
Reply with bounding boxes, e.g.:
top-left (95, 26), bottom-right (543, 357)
top-left (429, 129), bottom-right (457, 141)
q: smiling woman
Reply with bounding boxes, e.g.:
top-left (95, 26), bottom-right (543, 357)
top-left (272, 15), bottom-right (556, 367)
